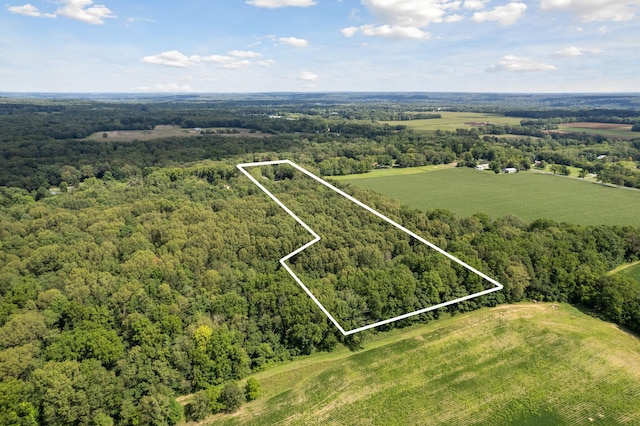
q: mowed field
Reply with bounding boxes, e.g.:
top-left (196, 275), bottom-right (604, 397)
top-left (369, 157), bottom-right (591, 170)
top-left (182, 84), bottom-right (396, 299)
top-left (335, 168), bottom-right (640, 227)
top-left (555, 122), bottom-right (636, 140)
top-left (381, 112), bottom-right (522, 132)
top-left (205, 303), bottom-right (640, 425)
top-left (619, 262), bottom-right (640, 283)
top-left (83, 125), bottom-right (266, 142)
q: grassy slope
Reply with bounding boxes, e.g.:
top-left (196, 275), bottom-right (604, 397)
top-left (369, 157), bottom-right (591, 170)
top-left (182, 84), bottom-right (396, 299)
top-left (619, 263), bottom-right (640, 282)
top-left (205, 303), bottom-right (640, 425)
top-left (336, 168), bottom-right (640, 227)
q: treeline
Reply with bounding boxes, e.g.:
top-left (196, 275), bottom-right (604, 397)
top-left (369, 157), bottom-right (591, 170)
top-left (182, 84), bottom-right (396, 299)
top-left (1, 161), bottom-right (639, 424)
top-left (505, 108), bottom-right (640, 123)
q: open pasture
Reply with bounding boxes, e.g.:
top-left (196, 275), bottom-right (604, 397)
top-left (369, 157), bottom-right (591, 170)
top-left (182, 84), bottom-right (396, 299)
top-left (619, 262), bottom-right (640, 283)
top-left (210, 303), bottom-right (640, 425)
top-left (381, 112), bottom-right (522, 132)
top-left (337, 168), bottom-right (640, 227)
top-left (555, 122), bottom-right (636, 139)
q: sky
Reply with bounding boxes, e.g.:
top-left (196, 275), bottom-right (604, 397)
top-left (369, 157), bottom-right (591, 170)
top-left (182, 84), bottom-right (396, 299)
top-left (1, 0), bottom-right (640, 93)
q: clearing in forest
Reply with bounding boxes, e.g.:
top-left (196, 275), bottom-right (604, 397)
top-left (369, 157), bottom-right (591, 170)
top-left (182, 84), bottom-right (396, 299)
top-left (84, 125), bottom-right (266, 142)
top-left (237, 160), bottom-right (502, 335)
top-left (554, 122), bottom-right (635, 139)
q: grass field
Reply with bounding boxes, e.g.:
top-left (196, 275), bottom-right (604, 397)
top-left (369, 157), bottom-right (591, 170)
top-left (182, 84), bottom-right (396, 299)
top-left (83, 125), bottom-right (266, 142)
top-left (554, 122), bottom-right (636, 140)
top-left (334, 168), bottom-right (640, 227)
top-left (381, 112), bottom-right (522, 132)
top-left (619, 262), bottom-right (640, 283)
top-left (203, 303), bottom-right (640, 425)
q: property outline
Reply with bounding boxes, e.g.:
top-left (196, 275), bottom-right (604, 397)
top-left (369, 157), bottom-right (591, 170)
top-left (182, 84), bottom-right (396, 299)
top-left (237, 160), bottom-right (503, 335)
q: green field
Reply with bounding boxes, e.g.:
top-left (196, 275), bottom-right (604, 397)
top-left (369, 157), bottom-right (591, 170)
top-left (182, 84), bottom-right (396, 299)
top-left (335, 168), bottom-right (640, 227)
top-left (619, 262), bottom-right (640, 283)
top-left (382, 112), bottom-right (522, 132)
top-left (204, 303), bottom-right (640, 425)
top-left (556, 123), bottom-right (636, 140)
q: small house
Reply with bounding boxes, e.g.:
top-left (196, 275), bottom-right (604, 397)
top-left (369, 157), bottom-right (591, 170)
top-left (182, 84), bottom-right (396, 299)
top-left (476, 163), bottom-right (490, 171)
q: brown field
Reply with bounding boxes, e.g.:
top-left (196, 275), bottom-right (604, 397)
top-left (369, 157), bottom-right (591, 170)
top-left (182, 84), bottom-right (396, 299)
top-left (549, 122), bottom-right (636, 140)
top-left (83, 125), bottom-right (268, 142)
top-left (567, 122), bottom-right (633, 130)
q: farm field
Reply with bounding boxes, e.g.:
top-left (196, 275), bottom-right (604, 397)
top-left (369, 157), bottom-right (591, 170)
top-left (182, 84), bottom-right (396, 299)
top-left (83, 125), bottom-right (266, 141)
top-left (205, 303), bottom-right (640, 425)
top-left (381, 111), bottom-right (522, 132)
top-left (555, 122), bottom-right (636, 140)
top-left (334, 168), bottom-right (640, 227)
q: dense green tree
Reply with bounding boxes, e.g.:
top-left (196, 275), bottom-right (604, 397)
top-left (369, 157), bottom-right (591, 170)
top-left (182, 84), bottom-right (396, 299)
top-left (245, 377), bottom-right (261, 401)
top-left (219, 382), bottom-right (244, 413)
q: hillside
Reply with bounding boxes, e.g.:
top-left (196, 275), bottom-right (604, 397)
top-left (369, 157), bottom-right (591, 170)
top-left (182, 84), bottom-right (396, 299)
top-left (207, 303), bottom-right (640, 425)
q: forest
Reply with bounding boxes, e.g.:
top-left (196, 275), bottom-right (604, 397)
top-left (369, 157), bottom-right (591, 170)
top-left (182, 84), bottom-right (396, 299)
top-left (1, 95), bottom-right (640, 425)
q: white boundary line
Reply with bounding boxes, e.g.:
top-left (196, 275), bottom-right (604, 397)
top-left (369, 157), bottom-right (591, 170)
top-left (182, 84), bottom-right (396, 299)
top-left (237, 160), bottom-right (503, 335)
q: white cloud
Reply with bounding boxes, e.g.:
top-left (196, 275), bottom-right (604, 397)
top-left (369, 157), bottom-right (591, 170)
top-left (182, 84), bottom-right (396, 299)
top-left (257, 59), bottom-right (276, 66)
top-left (350, 0), bottom-right (500, 39)
top-left (279, 37), bottom-right (309, 47)
top-left (7, 4), bottom-right (52, 17)
top-left (540, 0), bottom-right (640, 22)
top-left (487, 55), bottom-right (557, 72)
top-left (341, 24), bottom-right (429, 40)
top-left (55, 0), bottom-right (115, 25)
top-left (553, 46), bottom-right (603, 57)
top-left (246, 0), bottom-right (316, 8)
top-left (299, 71), bottom-right (319, 80)
top-left (463, 0), bottom-right (487, 10)
top-left (7, 1), bottom-right (114, 22)
top-left (472, 2), bottom-right (527, 25)
top-left (142, 50), bottom-right (270, 69)
top-left (133, 83), bottom-right (193, 92)
top-left (224, 60), bottom-right (251, 69)
top-left (362, 24), bottom-right (429, 39)
top-left (445, 14), bottom-right (464, 22)
top-left (124, 16), bottom-right (156, 27)
top-left (229, 50), bottom-right (261, 58)
top-left (341, 26), bottom-right (360, 37)
top-left (142, 50), bottom-right (195, 67)
top-left (362, 0), bottom-right (463, 27)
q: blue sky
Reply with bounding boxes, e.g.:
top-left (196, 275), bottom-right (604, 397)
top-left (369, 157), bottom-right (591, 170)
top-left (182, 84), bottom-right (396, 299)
top-left (2, 0), bottom-right (639, 92)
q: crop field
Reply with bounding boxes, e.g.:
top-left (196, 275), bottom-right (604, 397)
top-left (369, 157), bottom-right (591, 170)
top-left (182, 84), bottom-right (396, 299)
top-left (334, 168), bottom-right (640, 227)
top-left (555, 122), bottom-right (636, 140)
top-left (84, 125), bottom-right (266, 142)
top-left (381, 112), bottom-right (522, 132)
top-left (208, 303), bottom-right (640, 425)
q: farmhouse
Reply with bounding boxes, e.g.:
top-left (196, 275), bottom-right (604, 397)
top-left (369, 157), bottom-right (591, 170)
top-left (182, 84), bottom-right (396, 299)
top-left (476, 163), bottom-right (490, 171)
top-left (502, 167), bottom-right (518, 173)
